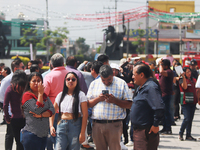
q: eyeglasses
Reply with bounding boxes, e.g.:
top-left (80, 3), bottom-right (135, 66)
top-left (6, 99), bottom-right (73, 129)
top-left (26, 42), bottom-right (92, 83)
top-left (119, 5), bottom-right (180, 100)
top-left (66, 78), bottom-right (76, 82)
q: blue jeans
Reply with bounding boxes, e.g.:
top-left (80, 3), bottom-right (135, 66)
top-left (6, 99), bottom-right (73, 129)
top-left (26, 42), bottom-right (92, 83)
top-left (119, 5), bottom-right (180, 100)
top-left (179, 104), bottom-right (196, 137)
top-left (55, 117), bottom-right (82, 150)
top-left (162, 95), bottom-right (172, 131)
top-left (46, 113), bottom-right (58, 150)
top-left (20, 130), bottom-right (47, 150)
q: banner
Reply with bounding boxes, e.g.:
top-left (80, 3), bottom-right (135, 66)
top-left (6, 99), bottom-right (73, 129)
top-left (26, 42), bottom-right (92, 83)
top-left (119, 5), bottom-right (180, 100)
top-left (158, 42), bottom-right (170, 54)
top-left (125, 29), bottom-right (158, 38)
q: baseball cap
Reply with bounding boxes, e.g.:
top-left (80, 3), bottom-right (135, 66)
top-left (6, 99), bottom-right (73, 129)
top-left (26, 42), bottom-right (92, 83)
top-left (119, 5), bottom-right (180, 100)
top-left (190, 60), bottom-right (197, 65)
top-left (110, 63), bottom-right (120, 70)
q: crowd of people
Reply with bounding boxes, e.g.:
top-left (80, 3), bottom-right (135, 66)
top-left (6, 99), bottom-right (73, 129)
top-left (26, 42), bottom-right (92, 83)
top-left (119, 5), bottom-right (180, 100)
top-left (0, 53), bottom-right (200, 150)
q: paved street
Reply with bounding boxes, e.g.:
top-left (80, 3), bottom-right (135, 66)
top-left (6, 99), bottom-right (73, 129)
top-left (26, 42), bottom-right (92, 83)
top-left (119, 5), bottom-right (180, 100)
top-left (0, 105), bottom-right (200, 150)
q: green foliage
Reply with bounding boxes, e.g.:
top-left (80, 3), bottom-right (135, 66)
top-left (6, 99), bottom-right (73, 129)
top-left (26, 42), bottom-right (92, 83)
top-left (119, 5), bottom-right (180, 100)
top-left (96, 46), bottom-right (101, 53)
top-left (20, 28), bottom-right (40, 49)
top-left (20, 28), bottom-right (42, 59)
top-left (132, 29), bottom-right (145, 54)
top-left (75, 37), bottom-right (90, 55)
top-left (42, 27), bottom-right (69, 54)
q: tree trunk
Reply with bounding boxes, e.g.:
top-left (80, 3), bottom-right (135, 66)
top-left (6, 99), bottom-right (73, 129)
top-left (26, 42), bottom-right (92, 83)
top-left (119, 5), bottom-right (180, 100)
top-left (33, 49), bottom-right (37, 60)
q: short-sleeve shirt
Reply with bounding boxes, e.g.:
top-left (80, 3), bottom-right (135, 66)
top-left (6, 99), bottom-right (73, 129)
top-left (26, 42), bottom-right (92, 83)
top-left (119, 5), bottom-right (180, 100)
top-left (55, 91), bottom-right (87, 114)
top-left (159, 69), bottom-right (174, 97)
top-left (87, 76), bottom-right (132, 120)
top-left (195, 75), bottom-right (200, 88)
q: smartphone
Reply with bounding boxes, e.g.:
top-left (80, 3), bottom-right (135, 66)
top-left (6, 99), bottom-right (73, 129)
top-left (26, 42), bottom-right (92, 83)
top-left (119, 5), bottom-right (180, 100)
top-left (102, 90), bottom-right (109, 95)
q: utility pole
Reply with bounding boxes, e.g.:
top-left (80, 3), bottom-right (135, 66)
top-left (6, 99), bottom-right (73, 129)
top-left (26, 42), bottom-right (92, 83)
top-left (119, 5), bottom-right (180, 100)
top-left (126, 19), bottom-right (130, 58)
top-left (103, 6), bottom-right (115, 24)
top-left (179, 17), bottom-right (183, 63)
top-left (145, 0), bottom-right (149, 61)
top-left (115, 0), bottom-right (117, 27)
top-left (46, 0), bottom-right (49, 62)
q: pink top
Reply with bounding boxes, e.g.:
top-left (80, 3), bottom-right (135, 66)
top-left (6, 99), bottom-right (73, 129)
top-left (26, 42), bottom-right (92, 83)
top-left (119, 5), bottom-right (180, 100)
top-left (43, 66), bottom-right (68, 104)
top-left (155, 73), bottom-right (159, 81)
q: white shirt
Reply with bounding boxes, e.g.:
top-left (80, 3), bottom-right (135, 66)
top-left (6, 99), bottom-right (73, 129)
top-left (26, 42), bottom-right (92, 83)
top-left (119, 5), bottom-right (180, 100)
top-left (0, 72), bottom-right (13, 103)
top-left (0, 72), bottom-right (13, 115)
top-left (195, 75), bottom-right (200, 88)
top-left (55, 91), bottom-right (87, 114)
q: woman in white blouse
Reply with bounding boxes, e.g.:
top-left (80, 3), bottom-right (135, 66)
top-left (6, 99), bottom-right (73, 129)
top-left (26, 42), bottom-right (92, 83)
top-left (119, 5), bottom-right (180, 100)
top-left (50, 72), bottom-right (88, 150)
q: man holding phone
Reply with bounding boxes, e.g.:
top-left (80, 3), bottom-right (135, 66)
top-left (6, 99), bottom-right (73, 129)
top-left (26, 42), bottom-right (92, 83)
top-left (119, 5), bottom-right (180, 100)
top-left (87, 65), bottom-right (132, 150)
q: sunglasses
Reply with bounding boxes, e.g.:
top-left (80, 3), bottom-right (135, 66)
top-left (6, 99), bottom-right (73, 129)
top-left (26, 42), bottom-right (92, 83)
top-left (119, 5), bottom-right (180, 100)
top-left (66, 78), bottom-right (76, 82)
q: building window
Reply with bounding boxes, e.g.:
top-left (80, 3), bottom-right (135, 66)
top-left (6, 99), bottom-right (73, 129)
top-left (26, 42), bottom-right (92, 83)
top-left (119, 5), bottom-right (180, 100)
top-left (170, 8), bottom-right (175, 13)
top-left (20, 22), bottom-right (37, 36)
top-left (2, 22), bottom-right (11, 36)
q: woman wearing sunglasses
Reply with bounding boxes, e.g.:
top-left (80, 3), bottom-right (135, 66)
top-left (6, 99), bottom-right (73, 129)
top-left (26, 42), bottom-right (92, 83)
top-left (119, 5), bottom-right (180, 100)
top-left (21, 72), bottom-right (55, 150)
top-left (50, 72), bottom-right (88, 150)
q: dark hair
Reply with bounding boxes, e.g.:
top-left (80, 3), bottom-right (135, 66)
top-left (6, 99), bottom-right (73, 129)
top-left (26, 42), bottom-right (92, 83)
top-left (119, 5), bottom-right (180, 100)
top-left (85, 62), bottom-right (92, 72)
top-left (30, 64), bottom-right (39, 73)
top-left (24, 72), bottom-right (43, 92)
top-left (35, 58), bottom-right (42, 64)
top-left (162, 59), bottom-right (171, 69)
top-left (11, 70), bottom-right (27, 95)
top-left (0, 63), bottom-right (5, 67)
top-left (97, 54), bottom-right (109, 64)
top-left (59, 72), bottom-right (80, 121)
top-left (175, 62), bottom-right (181, 66)
top-left (134, 61), bottom-right (144, 67)
top-left (91, 61), bottom-right (103, 74)
top-left (183, 67), bottom-right (192, 80)
top-left (11, 59), bottom-right (22, 72)
top-left (3, 66), bottom-right (11, 75)
top-left (136, 64), bottom-right (151, 79)
top-left (99, 65), bottom-right (113, 78)
top-left (66, 56), bottom-right (77, 66)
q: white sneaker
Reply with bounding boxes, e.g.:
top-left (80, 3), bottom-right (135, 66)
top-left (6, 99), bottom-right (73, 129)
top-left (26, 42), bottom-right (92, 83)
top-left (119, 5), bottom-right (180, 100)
top-left (120, 142), bottom-right (128, 150)
top-left (126, 141), bottom-right (133, 146)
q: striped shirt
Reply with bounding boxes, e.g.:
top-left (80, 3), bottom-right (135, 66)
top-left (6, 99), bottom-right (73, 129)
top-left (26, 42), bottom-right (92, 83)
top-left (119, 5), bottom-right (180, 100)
top-left (87, 76), bottom-right (132, 120)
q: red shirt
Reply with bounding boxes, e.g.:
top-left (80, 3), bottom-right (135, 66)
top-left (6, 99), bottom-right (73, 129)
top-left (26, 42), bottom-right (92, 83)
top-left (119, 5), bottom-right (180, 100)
top-left (179, 78), bottom-right (197, 105)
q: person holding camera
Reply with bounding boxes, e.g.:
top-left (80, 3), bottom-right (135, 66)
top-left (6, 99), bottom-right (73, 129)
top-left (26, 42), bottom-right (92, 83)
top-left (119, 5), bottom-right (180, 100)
top-left (87, 65), bottom-right (132, 150)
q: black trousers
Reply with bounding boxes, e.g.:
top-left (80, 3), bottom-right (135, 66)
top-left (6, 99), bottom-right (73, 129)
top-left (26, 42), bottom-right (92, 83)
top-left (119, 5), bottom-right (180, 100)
top-left (5, 123), bottom-right (14, 150)
top-left (122, 109), bottom-right (130, 144)
top-left (10, 118), bottom-right (25, 150)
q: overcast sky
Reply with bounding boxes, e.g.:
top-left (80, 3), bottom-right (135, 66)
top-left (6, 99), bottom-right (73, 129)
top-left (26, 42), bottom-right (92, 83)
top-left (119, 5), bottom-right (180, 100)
top-left (1, 0), bottom-right (200, 48)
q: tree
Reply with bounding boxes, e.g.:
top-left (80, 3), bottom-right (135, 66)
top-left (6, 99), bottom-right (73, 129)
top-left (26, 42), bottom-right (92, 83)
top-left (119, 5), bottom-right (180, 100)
top-left (41, 27), bottom-right (69, 55)
top-left (75, 37), bottom-right (90, 55)
top-left (20, 28), bottom-right (45, 60)
top-left (132, 29), bottom-right (145, 54)
top-left (96, 46), bottom-right (101, 53)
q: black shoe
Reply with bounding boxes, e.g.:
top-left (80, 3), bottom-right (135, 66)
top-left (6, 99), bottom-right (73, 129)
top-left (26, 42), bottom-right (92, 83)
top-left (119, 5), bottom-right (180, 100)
top-left (0, 119), bottom-right (6, 125)
top-left (171, 122), bottom-right (176, 126)
top-left (159, 121), bottom-right (163, 125)
top-left (159, 129), bottom-right (166, 133)
top-left (88, 136), bottom-right (93, 143)
top-left (179, 135), bottom-right (184, 141)
top-left (161, 130), bottom-right (172, 135)
top-left (186, 136), bottom-right (197, 141)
